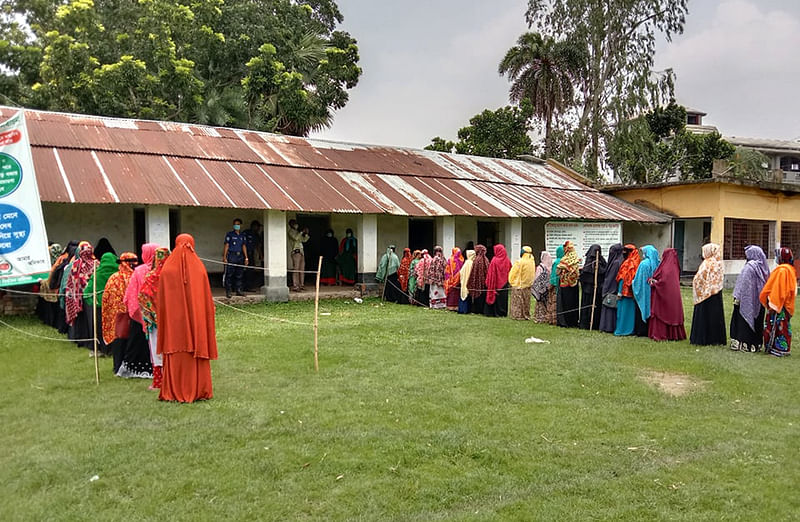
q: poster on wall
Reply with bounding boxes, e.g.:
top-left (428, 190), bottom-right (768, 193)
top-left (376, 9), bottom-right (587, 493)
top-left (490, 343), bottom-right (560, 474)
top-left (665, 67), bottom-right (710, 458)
top-left (0, 111), bottom-right (50, 287)
top-left (545, 221), bottom-right (622, 258)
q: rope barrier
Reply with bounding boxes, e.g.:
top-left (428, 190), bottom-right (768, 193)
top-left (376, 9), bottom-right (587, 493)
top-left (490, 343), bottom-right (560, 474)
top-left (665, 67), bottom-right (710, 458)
top-left (198, 256), bottom-right (322, 275)
top-left (0, 285), bottom-right (106, 298)
top-left (0, 317), bottom-right (97, 343)
top-left (0, 299), bottom-right (313, 346)
top-left (211, 298), bottom-right (313, 326)
top-left (383, 276), bottom-right (600, 316)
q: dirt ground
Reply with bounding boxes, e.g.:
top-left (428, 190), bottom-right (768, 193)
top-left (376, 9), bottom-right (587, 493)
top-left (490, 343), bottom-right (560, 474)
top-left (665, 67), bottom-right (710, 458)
top-left (640, 370), bottom-right (708, 397)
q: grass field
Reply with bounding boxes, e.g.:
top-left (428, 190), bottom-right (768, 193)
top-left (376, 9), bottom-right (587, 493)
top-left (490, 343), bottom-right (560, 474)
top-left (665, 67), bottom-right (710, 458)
top-left (1, 288), bottom-right (798, 521)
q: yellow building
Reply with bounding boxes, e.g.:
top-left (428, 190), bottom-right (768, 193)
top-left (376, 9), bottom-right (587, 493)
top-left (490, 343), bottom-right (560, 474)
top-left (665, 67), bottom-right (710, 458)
top-left (606, 178), bottom-right (800, 284)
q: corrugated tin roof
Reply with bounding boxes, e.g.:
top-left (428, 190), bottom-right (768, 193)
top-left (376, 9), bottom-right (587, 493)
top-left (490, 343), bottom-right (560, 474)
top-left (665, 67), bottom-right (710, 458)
top-left (725, 135), bottom-right (800, 153)
top-left (0, 106), bottom-right (668, 222)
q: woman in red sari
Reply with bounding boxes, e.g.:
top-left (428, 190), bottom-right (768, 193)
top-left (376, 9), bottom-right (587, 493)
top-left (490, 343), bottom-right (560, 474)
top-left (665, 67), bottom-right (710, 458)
top-left (157, 234), bottom-right (218, 402)
top-left (397, 248), bottom-right (412, 299)
top-left (484, 244), bottom-right (512, 317)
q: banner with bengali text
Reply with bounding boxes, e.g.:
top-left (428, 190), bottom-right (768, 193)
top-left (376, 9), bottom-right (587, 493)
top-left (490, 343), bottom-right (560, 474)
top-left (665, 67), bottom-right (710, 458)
top-left (0, 111), bottom-right (50, 287)
top-left (545, 221), bottom-right (622, 259)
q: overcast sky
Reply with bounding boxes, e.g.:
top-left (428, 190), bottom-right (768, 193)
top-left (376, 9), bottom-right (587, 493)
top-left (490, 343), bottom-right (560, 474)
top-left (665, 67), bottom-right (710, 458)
top-left (312, 0), bottom-right (800, 148)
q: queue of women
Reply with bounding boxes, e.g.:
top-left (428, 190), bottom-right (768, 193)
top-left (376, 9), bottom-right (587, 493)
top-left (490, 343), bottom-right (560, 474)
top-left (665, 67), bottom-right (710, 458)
top-left (376, 240), bottom-right (796, 356)
top-left (35, 234), bottom-right (218, 402)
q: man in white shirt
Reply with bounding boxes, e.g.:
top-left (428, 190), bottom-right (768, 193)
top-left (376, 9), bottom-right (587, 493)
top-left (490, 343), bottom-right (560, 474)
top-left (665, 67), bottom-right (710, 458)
top-left (287, 219), bottom-right (310, 291)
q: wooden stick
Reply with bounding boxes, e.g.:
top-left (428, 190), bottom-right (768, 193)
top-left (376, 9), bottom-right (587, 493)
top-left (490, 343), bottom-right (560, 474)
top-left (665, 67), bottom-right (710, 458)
top-left (589, 249), bottom-right (600, 331)
top-left (92, 265), bottom-right (99, 384)
top-left (314, 255), bottom-right (322, 372)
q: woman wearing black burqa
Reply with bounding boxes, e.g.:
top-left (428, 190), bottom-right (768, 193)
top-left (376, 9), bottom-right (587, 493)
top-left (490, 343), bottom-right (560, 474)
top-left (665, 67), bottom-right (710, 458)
top-left (94, 237), bottom-right (116, 259)
top-left (598, 244), bottom-right (624, 333)
top-left (319, 229), bottom-right (339, 285)
top-left (579, 244), bottom-right (607, 330)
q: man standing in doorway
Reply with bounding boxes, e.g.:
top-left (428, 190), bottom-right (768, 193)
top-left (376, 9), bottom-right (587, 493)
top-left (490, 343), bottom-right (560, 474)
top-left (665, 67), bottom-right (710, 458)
top-left (288, 219), bottom-right (310, 291)
top-left (223, 218), bottom-right (249, 298)
top-left (242, 220), bottom-right (263, 291)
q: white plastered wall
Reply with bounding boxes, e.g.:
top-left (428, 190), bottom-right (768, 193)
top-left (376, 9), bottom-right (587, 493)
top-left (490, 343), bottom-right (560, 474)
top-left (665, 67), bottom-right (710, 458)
top-left (622, 222), bottom-right (672, 255)
top-left (377, 214), bottom-right (408, 257)
top-left (521, 218), bottom-right (547, 257)
top-left (42, 202), bottom-right (134, 253)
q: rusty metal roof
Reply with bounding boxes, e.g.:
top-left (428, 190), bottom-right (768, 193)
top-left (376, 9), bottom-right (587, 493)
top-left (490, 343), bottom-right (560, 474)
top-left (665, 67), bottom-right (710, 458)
top-left (1, 106), bottom-right (668, 222)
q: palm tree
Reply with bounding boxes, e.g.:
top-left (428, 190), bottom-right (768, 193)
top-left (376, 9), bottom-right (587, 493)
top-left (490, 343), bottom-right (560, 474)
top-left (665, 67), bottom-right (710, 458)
top-left (498, 32), bottom-right (586, 158)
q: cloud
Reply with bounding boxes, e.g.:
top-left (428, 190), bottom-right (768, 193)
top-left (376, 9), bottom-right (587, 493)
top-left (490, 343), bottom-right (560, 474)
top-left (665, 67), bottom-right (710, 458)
top-left (313, 1), bottom-right (529, 148)
top-left (656, 0), bottom-right (800, 139)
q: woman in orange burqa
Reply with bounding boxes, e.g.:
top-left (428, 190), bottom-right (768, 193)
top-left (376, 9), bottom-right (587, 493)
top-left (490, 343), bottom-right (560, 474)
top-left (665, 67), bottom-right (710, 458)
top-left (157, 234), bottom-right (218, 402)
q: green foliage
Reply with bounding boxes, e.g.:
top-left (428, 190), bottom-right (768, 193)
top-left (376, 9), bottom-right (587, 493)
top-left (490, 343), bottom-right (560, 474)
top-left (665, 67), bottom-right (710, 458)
top-left (425, 102), bottom-right (534, 159)
top-left (673, 130), bottom-right (735, 181)
top-left (424, 136), bottom-right (456, 153)
top-left (1, 290), bottom-right (799, 519)
top-left (606, 116), bottom-right (658, 183)
top-left (607, 104), bottom-right (735, 183)
top-left (498, 32), bottom-right (586, 158)
top-left (0, 0), bottom-right (361, 135)
top-left (727, 146), bottom-right (771, 182)
top-left (645, 103), bottom-right (686, 139)
top-left (525, 0), bottom-right (689, 179)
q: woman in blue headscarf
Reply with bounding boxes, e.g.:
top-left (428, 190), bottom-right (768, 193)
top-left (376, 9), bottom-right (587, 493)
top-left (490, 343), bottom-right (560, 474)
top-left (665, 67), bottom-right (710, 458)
top-left (632, 245), bottom-right (660, 337)
top-left (550, 245), bottom-right (565, 326)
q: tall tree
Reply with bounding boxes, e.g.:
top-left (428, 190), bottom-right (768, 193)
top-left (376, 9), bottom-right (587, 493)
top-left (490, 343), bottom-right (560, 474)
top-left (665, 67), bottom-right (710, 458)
top-left (0, 0), bottom-right (361, 135)
top-left (525, 0), bottom-right (688, 179)
top-left (498, 32), bottom-right (585, 158)
top-left (425, 102), bottom-right (534, 160)
top-left (607, 103), bottom-right (735, 183)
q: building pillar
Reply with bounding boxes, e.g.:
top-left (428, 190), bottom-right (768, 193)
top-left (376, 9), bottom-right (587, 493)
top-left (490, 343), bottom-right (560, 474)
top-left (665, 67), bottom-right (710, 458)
top-left (146, 205), bottom-right (170, 247)
top-left (357, 213), bottom-right (378, 282)
top-left (709, 214), bottom-right (724, 247)
top-left (263, 209), bottom-right (288, 302)
top-left (503, 217), bottom-right (522, 259)
top-left (435, 216), bottom-right (455, 252)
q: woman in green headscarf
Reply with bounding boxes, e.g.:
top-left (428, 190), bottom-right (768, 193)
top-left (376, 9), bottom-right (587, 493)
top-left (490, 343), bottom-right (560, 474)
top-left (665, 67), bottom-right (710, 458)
top-left (83, 252), bottom-right (119, 355)
top-left (547, 245), bottom-right (564, 325)
top-left (376, 246), bottom-right (402, 303)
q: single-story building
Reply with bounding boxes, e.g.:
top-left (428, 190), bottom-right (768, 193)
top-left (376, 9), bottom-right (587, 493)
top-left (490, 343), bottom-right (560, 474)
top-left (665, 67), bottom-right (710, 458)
top-left (1, 106), bottom-right (670, 301)
top-left (606, 176), bottom-right (800, 286)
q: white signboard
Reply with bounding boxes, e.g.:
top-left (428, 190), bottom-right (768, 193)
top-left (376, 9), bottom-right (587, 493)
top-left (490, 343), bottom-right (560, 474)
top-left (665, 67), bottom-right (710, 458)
top-left (545, 221), bottom-right (622, 258)
top-left (0, 111), bottom-right (50, 287)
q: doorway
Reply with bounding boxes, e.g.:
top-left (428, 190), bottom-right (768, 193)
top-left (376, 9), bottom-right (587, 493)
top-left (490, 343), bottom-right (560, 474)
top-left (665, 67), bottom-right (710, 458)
top-left (408, 219), bottom-right (434, 252)
top-left (295, 214), bottom-right (330, 286)
top-left (133, 208), bottom-right (145, 261)
top-left (169, 208), bottom-right (181, 249)
top-left (673, 220), bottom-right (685, 273)
top-left (477, 221), bottom-right (499, 259)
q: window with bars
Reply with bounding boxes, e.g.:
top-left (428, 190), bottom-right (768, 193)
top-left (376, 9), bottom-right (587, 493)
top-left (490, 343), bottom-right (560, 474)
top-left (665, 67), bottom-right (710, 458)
top-left (780, 221), bottom-right (800, 254)
top-left (723, 218), bottom-right (772, 260)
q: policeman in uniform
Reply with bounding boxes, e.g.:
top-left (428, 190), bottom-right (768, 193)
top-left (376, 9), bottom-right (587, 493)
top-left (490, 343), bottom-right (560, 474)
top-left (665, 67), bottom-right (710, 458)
top-left (222, 218), bottom-right (249, 297)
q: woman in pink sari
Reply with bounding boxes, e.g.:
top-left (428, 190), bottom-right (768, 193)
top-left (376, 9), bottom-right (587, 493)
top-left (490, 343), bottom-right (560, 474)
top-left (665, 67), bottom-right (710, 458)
top-left (444, 247), bottom-right (464, 311)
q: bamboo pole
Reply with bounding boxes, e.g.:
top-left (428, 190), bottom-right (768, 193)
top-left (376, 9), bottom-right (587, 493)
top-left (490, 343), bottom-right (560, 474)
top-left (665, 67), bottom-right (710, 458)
top-left (92, 266), bottom-right (99, 384)
top-left (314, 255), bottom-right (322, 372)
top-left (589, 249), bottom-right (600, 331)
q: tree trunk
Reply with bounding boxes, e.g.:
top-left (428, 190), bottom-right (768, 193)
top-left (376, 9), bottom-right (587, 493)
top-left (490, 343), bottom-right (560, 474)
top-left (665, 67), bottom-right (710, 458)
top-left (544, 106), bottom-right (552, 159)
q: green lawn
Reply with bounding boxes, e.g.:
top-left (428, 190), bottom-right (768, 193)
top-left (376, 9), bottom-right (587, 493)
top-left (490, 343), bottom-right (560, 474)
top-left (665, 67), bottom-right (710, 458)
top-left (1, 288), bottom-right (798, 521)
